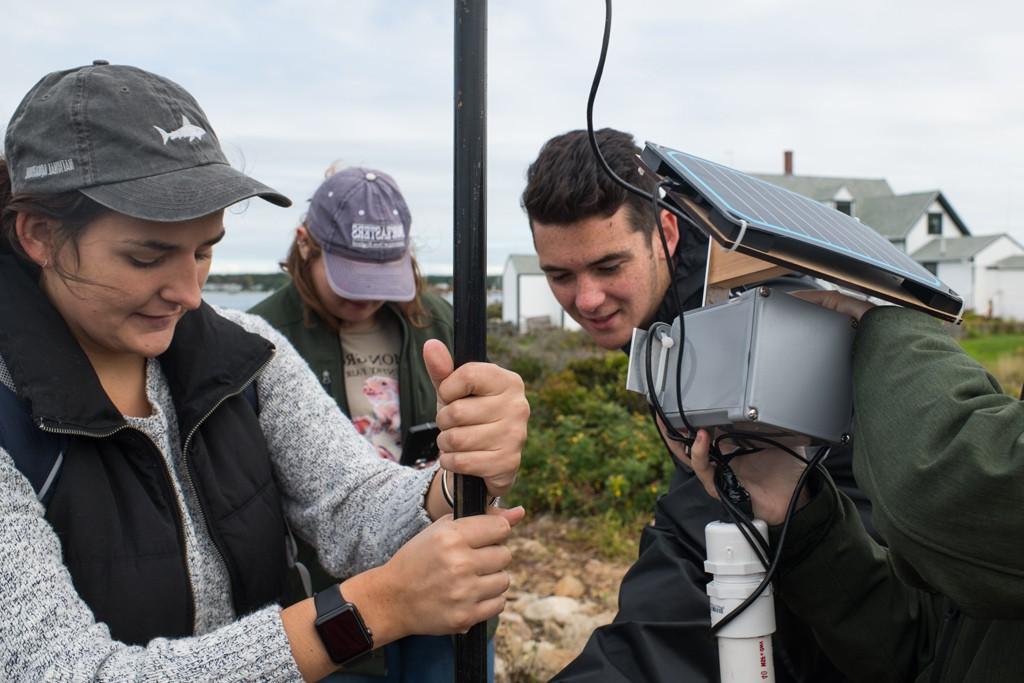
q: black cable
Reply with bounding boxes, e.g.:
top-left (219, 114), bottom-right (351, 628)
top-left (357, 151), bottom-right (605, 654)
top-left (709, 434), bottom-right (815, 567)
top-left (586, 0), bottom-right (833, 638)
top-left (653, 181), bottom-right (696, 442)
top-left (710, 445), bottom-right (831, 634)
top-left (652, 180), bottom-right (681, 315)
top-left (713, 464), bottom-right (771, 566)
top-left (587, 1), bottom-right (706, 243)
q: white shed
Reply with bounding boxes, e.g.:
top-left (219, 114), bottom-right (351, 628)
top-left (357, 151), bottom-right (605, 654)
top-left (501, 254), bottom-right (581, 333)
top-left (911, 234), bottom-right (1024, 315)
top-left (987, 255), bottom-right (1024, 321)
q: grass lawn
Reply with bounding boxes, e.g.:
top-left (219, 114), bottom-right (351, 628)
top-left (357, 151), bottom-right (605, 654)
top-left (959, 334), bottom-right (1024, 365)
top-left (959, 333), bottom-right (1024, 395)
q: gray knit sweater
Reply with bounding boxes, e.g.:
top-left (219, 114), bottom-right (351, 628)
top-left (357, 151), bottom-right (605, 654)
top-left (0, 307), bottom-right (437, 681)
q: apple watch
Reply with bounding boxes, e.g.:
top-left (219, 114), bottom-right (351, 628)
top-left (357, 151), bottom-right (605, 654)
top-left (313, 584), bottom-right (374, 665)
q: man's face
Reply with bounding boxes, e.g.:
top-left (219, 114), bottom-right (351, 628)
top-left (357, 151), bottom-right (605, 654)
top-left (533, 206), bottom-right (674, 349)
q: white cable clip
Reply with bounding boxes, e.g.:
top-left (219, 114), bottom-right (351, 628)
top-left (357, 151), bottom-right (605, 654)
top-left (654, 329), bottom-right (674, 396)
top-left (726, 219), bottom-right (748, 253)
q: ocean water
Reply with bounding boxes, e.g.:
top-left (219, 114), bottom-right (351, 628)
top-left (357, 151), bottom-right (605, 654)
top-left (203, 288), bottom-right (502, 312)
top-left (203, 290), bottom-right (271, 311)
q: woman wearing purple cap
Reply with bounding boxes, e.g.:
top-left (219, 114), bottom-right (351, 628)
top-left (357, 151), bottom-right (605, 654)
top-left (251, 164), bottom-right (494, 681)
top-left (0, 63), bottom-right (526, 682)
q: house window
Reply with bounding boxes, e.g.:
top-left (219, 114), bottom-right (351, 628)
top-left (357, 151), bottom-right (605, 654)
top-left (922, 262), bottom-right (938, 275)
top-left (927, 212), bottom-right (943, 235)
top-left (835, 200), bottom-right (852, 215)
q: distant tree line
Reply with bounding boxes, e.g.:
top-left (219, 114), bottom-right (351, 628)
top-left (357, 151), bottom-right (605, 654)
top-left (424, 274), bottom-right (502, 289)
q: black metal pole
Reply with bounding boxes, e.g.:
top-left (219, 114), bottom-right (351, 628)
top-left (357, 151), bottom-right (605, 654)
top-left (453, 1), bottom-right (488, 681)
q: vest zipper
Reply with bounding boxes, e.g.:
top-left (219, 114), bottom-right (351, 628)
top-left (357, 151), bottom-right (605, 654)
top-left (37, 420), bottom-right (198, 630)
top-left (179, 351), bottom-right (276, 612)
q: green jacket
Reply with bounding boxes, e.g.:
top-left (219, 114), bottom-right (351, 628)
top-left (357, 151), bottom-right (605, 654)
top-left (250, 282), bottom-right (454, 459)
top-left (774, 306), bottom-right (1024, 682)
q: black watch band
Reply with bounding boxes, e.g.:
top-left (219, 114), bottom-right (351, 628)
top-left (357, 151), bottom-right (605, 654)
top-left (313, 584), bottom-right (374, 665)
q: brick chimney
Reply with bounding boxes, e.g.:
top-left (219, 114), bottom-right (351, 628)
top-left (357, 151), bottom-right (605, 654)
top-left (784, 150), bottom-right (793, 176)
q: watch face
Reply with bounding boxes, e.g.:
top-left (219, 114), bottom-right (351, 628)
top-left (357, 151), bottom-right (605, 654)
top-left (316, 607), bottom-right (372, 664)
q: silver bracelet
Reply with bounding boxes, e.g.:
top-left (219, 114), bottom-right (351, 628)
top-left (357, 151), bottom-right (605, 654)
top-left (439, 466), bottom-right (455, 508)
top-left (438, 467), bottom-right (500, 508)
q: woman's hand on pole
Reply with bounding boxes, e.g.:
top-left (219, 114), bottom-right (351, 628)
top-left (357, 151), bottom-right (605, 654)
top-left (422, 339), bottom-right (529, 504)
top-left (341, 507), bottom-right (525, 642)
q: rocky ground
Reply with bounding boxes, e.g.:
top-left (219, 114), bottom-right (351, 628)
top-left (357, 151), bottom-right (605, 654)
top-left (494, 516), bottom-right (634, 682)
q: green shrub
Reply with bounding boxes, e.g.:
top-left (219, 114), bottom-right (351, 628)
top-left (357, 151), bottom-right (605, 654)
top-left (484, 327), bottom-right (672, 556)
top-left (961, 313), bottom-right (1024, 339)
top-left (505, 354), bottom-right (546, 384)
top-left (487, 327), bottom-right (605, 388)
top-left (507, 352), bottom-right (673, 525)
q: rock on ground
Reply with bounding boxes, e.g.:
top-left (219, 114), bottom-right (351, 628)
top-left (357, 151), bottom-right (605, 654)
top-left (494, 515), bottom-right (632, 682)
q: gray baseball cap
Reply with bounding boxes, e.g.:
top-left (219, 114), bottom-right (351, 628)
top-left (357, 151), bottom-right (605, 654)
top-left (4, 61), bottom-right (291, 221)
top-left (306, 167), bottom-right (415, 302)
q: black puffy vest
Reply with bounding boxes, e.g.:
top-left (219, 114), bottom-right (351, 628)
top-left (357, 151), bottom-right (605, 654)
top-left (0, 255), bottom-right (289, 645)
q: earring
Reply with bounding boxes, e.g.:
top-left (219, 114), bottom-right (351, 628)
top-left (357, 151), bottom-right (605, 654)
top-left (41, 258), bottom-right (49, 269)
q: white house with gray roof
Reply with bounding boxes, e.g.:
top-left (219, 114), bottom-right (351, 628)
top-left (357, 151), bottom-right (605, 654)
top-left (753, 174), bottom-right (970, 254)
top-left (756, 162), bottom-right (1024, 318)
top-left (501, 254), bottom-right (581, 333)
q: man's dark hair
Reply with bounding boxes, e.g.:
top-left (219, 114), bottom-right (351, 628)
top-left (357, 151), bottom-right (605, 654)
top-left (521, 128), bottom-right (657, 236)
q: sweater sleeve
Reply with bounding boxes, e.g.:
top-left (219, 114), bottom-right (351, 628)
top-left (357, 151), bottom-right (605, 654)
top-left (216, 308), bottom-right (435, 577)
top-left (850, 306), bottom-right (1024, 617)
top-left (0, 447), bottom-right (302, 682)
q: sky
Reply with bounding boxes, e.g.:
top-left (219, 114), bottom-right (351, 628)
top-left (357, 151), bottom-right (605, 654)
top-left (2, 1), bottom-right (1022, 274)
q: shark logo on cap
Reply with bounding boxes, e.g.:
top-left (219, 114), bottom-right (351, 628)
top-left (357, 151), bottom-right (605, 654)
top-left (153, 115), bottom-right (207, 144)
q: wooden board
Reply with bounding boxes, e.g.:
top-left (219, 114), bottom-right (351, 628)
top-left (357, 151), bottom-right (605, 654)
top-left (680, 196), bottom-right (792, 301)
top-left (706, 240), bottom-right (791, 290)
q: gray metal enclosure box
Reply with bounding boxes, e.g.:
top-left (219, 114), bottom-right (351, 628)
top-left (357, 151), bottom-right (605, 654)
top-left (626, 287), bottom-right (856, 445)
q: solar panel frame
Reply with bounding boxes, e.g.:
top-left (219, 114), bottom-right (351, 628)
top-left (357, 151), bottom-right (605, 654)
top-left (640, 142), bottom-right (964, 321)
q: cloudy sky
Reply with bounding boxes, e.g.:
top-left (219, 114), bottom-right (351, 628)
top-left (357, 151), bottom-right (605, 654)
top-left (2, 1), bottom-right (1021, 273)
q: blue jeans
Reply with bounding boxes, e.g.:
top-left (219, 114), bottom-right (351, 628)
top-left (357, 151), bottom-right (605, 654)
top-left (323, 635), bottom-right (495, 683)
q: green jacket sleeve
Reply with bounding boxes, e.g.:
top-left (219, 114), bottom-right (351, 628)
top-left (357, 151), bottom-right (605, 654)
top-left (851, 306), bottom-right (1024, 618)
top-left (772, 473), bottom-right (942, 682)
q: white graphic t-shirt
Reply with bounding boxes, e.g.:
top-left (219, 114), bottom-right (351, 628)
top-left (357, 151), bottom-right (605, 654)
top-left (340, 317), bottom-right (403, 462)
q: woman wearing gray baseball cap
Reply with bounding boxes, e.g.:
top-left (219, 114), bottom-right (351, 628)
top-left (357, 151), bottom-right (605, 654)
top-left (0, 62), bottom-right (526, 681)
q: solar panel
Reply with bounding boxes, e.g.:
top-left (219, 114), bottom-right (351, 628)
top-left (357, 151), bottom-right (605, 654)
top-left (640, 142), bottom-right (964, 321)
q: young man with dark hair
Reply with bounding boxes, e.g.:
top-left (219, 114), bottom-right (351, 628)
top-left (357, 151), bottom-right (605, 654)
top-left (522, 128), bottom-right (872, 682)
top-left (521, 128), bottom-right (707, 351)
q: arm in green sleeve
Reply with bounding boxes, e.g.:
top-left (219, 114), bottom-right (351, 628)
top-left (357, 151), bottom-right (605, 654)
top-left (851, 306), bottom-right (1024, 617)
top-left (773, 471), bottom-right (942, 682)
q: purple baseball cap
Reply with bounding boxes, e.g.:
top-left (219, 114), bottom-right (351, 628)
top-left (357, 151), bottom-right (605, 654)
top-left (305, 167), bottom-right (415, 302)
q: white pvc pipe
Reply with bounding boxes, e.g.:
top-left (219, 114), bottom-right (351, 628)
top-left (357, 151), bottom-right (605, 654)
top-left (705, 520), bottom-right (775, 683)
